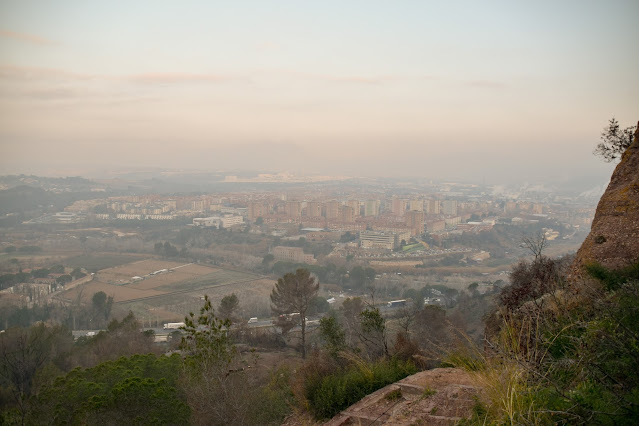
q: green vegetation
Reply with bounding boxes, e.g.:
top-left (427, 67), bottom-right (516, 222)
top-left (28, 354), bottom-right (189, 425)
top-left (385, 388), bottom-right (402, 401)
top-left (594, 117), bottom-right (636, 162)
top-left (0, 300), bottom-right (295, 426)
top-left (303, 358), bottom-right (417, 419)
top-left (217, 293), bottom-right (240, 323)
top-left (455, 260), bottom-right (639, 424)
top-left (271, 268), bottom-right (319, 358)
top-left (421, 387), bottom-right (437, 398)
top-left (179, 295), bottom-right (293, 425)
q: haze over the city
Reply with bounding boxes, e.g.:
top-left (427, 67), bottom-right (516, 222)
top-left (1, 0), bottom-right (638, 183)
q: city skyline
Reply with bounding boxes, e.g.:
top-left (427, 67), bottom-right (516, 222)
top-left (1, 1), bottom-right (638, 183)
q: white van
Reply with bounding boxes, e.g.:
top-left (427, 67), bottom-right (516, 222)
top-left (248, 317), bottom-right (258, 324)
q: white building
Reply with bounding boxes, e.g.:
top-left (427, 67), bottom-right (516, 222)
top-left (193, 215), bottom-right (244, 229)
top-left (359, 230), bottom-right (408, 250)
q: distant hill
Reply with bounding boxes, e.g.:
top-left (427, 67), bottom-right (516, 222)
top-left (0, 185), bottom-right (104, 215)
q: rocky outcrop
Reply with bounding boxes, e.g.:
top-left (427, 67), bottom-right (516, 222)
top-left (324, 368), bottom-right (481, 425)
top-left (573, 122), bottom-right (639, 273)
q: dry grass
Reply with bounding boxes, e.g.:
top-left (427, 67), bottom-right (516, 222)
top-left (444, 318), bottom-right (549, 425)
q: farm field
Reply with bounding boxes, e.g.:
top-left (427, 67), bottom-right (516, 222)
top-left (60, 258), bottom-right (275, 322)
top-left (64, 253), bottom-right (147, 272)
top-left (95, 259), bottom-right (190, 285)
top-left (118, 277), bottom-right (277, 323)
top-left (63, 281), bottom-right (166, 303)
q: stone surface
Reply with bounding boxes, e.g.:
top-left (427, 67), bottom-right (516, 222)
top-left (323, 368), bottom-right (481, 426)
top-left (573, 122), bottom-right (639, 273)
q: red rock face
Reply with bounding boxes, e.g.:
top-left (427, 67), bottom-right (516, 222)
top-left (573, 122), bottom-right (639, 272)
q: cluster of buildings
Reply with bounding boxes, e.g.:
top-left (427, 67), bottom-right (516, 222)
top-left (54, 183), bottom-right (594, 252)
top-left (65, 195), bottom-right (246, 224)
top-left (246, 197), bottom-right (496, 241)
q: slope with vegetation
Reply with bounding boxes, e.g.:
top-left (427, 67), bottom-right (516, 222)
top-left (449, 120), bottom-right (639, 424)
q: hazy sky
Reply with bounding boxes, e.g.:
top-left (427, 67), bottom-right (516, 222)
top-left (1, 1), bottom-right (638, 183)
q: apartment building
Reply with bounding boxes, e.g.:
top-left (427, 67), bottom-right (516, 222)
top-left (442, 200), bottom-right (458, 216)
top-left (425, 199), bottom-right (440, 215)
top-left (409, 199), bottom-right (423, 212)
top-left (405, 210), bottom-right (425, 235)
top-left (340, 205), bottom-right (355, 223)
top-left (391, 198), bottom-right (408, 216)
top-left (306, 201), bottom-right (322, 218)
top-left (248, 202), bottom-right (267, 221)
top-left (364, 200), bottom-right (380, 217)
top-left (286, 201), bottom-right (302, 217)
top-left (345, 200), bottom-right (361, 217)
top-left (324, 200), bottom-right (340, 220)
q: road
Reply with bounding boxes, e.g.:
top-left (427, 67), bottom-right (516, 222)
top-left (71, 317), bottom-right (321, 340)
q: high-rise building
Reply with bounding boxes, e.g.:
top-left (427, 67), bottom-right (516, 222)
top-left (364, 200), bottom-right (380, 217)
top-left (405, 210), bottom-right (425, 235)
top-left (340, 205), bottom-right (355, 223)
top-left (391, 198), bottom-right (408, 216)
top-left (442, 200), bottom-right (457, 216)
top-left (426, 199), bottom-right (440, 215)
top-left (409, 199), bottom-right (423, 212)
top-left (306, 201), bottom-right (322, 218)
top-left (191, 200), bottom-right (209, 211)
top-left (286, 201), bottom-right (301, 217)
top-left (248, 202), bottom-right (266, 221)
top-left (504, 201), bottom-right (517, 213)
top-left (346, 200), bottom-right (361, 217)
top-left (325, 200), bottom-right (340, 220)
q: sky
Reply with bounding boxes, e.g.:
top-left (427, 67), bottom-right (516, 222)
top-left (1, 0), bottom-right (638, 184)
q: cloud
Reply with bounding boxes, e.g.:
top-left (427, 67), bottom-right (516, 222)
top-left (320, 74), bottom-right (386, 84)
top-left (260, 68), bottom-right (392, 85)
top-left (125, 72), bottom-right (235, 84)
top-left (19, 87), bottom-right (84, 100)
top-left (256, 41), bottom-right (280, 51)
top-left (466, 79), bottom-right (507, 89)
top-left (0, 65), bottom-right (238, 85)
top-left (0, 29), bottom-right (57, 45)
top-left (0, 65), bottom-right (94, 81)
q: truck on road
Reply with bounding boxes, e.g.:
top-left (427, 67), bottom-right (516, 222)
top-left (163, 322), bottom-right (185, 330)
top-left (387, 299), bottom-right (407, 308)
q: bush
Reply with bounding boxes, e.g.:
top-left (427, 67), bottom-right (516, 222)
top-left (304, 358), bottom-right (417, 419)
top-left (499, 256), bottom-right (569, 311)
top-left (484, 261), bottom-right (639, 424)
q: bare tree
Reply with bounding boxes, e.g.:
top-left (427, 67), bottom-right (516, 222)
top-left (522, 231), bottom-right (547, 260)
top-left (270, 268), bottom-right (319, 359)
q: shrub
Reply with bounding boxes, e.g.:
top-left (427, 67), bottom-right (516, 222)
top-left (304, 358), bottom-right (417, 420)
top-left (499, 256), bottom-right (568, 311)
top-left (482, 262), bottom-right (639, 424)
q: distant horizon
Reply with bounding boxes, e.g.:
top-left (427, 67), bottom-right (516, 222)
top-left (0, 163), bottom-right (615, 194)
top-left (1, 1), bottom-right (636, 186)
